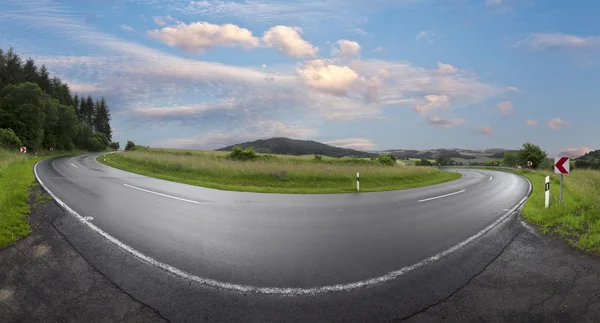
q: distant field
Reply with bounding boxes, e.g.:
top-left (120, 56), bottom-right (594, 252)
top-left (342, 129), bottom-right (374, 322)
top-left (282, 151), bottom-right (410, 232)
top-left (99, 148), bottom-right (461, 194)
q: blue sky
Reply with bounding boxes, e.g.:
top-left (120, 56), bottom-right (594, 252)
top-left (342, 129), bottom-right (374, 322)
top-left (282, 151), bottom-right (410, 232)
top-left (1, 0), bottom-right (599, 157)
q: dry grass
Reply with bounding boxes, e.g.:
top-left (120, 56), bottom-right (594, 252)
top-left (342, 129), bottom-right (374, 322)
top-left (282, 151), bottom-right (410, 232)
top-left (100, 148), bottom-right (461, 194)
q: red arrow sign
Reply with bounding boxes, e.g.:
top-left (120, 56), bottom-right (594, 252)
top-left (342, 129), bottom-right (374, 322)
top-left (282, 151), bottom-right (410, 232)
top-left (20, 146), bottom-right (26, 154)
top-left (554, 156), bottom-right (569, 174)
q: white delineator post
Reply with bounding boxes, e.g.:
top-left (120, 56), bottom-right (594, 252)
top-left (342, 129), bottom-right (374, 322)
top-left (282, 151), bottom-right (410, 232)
top-left (104, 154), bottom-right (106, 162)
top-left (545, 176), bottom-right (550, 208)
top-left (356, 172), bottom-right (360, 192)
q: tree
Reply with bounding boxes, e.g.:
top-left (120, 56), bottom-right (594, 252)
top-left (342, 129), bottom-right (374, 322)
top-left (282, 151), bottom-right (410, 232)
top-left (54, 104), bottom-right (78, 150)
top-left (94, 97), bottom-right (112, 141)
top-left (22, 58), bottom-right (38, 84)
top-left (415, 158), bottom-right (432, 166)
top-left (503, 151), bottom-right (519, 167)
top-left (109, 142), bottom-right (120, 151)
top-left (0, 128), bottom-right (22, 149)
top-left (517, 142), bottom-right (547, 169)
top-left (37, 65), bottom-right (51, 93)
top-left (125, 140), bottom-right (136, 151)
top-left (5, 48), bottom-right (24, 85)
top-left (435, 155), bottom-right (451, 166)
top-left (0, 82), bottom-right (46, 151)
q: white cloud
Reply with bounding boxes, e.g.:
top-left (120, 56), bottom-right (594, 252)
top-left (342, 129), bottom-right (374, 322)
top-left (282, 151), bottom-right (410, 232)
top-left (426, 116), bottom-right (465, 127)
top-left (507, 86), bottom-right (519, 92)
top-left (417, 31), bottom-right (434, 43)
top-left (486, 0), bottom-right (502, 6)
top-left (373, 46), bottom-right (385, 53)
top-left (548, 118), bottom-right (570, 130)
top-left (349, 28), bottom-right (372, 37)
top-left (332, 39), bottom-right (361, 58)
top-left (147, 21), bottom-right (261, 52)
top-left (153, 15), bottom-right (175, 26)
top-left (263, 25), bottom-right (319, 58)
top-left (412, 94), bottom-right (450, 114)
top-left (296, 59), bottom-right (360, 95)
top-left (478, 126), bottom-right (494, 135)
top-left (514, 33), bottom-right (600, 52)
top-left (120, 25), bottom-right (134, 32)
top-left (493, 100), bottom-right (515, 116)
top-left (154, 119), bottom-right (317, 150)
top-left (525, 120), bottom-right (537, 126)
top-left (324, 138), bottom-right (377, 151)
top-left (436, 62), bottom-right (457, 74)
top-left (559, 147), bottom-right (593, 159)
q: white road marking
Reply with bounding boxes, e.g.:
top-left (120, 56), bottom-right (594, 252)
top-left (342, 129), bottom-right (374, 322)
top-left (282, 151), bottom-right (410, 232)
top-left (70, 163), bottom-right (77, 168)
top-left (34, 162), bottom-right (533, 296)
top-left (123, 183), bottom-right (199, 204)
top-left (83, 216), bottom-right (94, 221)
top-left (489, 176), bottom-right (493, 181)
top-left (418, 190), bottom-right (466, 203)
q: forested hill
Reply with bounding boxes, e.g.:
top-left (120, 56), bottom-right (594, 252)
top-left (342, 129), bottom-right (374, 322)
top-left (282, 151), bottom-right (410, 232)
top-left (216, 137), bottom-right (378, 158)
top-left (0, 47), bottom-right (115, 152)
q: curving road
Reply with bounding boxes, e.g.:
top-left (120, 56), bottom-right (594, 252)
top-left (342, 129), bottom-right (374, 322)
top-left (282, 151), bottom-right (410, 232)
top-left (35, 153), bottom-right (530, 295)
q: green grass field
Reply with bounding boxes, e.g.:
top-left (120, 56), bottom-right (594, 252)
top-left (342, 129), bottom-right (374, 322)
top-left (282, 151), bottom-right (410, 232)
top-left (99, 148), bottom-right (462, 194)
top-left (0, 149), bottom-right (90, 249)
top-left (516, 169), bottom-right (600, 254)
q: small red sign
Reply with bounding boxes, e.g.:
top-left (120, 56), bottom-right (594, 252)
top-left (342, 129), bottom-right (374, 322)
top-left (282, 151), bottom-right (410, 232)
top-left (527, 161), bottom-right (532, 167)
top-left (20, 146), bottom-right (26, 154)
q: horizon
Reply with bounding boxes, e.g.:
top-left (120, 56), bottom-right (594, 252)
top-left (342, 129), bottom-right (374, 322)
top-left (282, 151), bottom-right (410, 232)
top-left (2, 0), bottom-right (598, 158)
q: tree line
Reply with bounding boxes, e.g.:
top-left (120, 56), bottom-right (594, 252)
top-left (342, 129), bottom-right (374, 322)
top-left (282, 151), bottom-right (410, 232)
top-left (0, 47), bottom-right (116, 152)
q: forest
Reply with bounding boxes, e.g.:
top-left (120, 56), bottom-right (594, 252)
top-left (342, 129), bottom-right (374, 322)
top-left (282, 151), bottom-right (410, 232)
top-left (0, 47), bottom-right (115, 152)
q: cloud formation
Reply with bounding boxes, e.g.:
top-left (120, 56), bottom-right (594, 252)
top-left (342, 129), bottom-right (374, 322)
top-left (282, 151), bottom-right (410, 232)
top-left (332, 40), bottom-right (361, 58)
top-left (412, 95), bottom-right (450, 114)
top-left (478, 126), bottom-right (494, 135)
top-left (153, 15), bottom-right (175, 26)
top-left (559, 146), bottom-right (593, 159)
top-left (263, 25), bottom-right (319, 58)
top-left (324, 138), bottom-right (377, 151)
top-left (147, 22), bottom-right (261, 52)
top-left (493, 101), bottom-right (515, 116)
top-left (514, 33), bottom-right (600, 52)
top-left (426, 116), bottom-right (465, 127)
top-left (548, 118), bottom-right (570, 130)
top-left (120, 25), bottom-right (134, 32)
top-left (525, 119), bottom-right (538, 126)
top-left (417, 31), bottom-right (434, 43)
top-left (436, 62), bottom-right (457, 74)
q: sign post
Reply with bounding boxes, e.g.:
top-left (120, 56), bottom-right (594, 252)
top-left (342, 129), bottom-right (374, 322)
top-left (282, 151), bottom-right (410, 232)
top-left (356, 172), bottom-right (360, 192)
top-left (545, 176), bottom-right (550, 208)
top-left (554, 156), bottom-right (570, 204)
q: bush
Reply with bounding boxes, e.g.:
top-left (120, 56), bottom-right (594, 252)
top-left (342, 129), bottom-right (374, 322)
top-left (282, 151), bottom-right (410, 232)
top-left (0, 128), bottom-right (22, 150)
top-left (377, 154), bottom-right (396, 166)
top-left (125, 140), bottom-right (136, 151)
top-left (109, 142), bottom-right (120, 151)
top-left (314, 155), bottom-right (323, 161)
top-left (415, 158), bottom-right (432, 166)
top-left (228, 146), bottom-right (258, 161)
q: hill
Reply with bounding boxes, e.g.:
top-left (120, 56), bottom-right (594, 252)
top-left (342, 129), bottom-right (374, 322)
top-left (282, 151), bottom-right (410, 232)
top-left (574, 149), bottom-right (600, 169)
top-left (215, 137), bottom-right (378, 158)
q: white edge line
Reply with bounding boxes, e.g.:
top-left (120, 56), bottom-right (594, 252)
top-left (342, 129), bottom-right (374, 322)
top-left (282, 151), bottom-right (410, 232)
top-left (34, 160), bottom-right (533, 296)
top-left (70, 163), bottom-right (77, 168)
top-left (418, 190), bottom-right (466, 203)
top-left (489, 176), bottom-right (493, 181)
top-left (123, 183), bottom-right (199, 204)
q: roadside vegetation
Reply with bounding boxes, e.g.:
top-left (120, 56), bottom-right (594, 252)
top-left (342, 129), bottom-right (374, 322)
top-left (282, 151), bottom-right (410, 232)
top-left (99, 145), bottom-right (461, 194)
top-left (0, 46), bottom-right (116, 249)
top-left (451, 142), bottom-right (600, 255)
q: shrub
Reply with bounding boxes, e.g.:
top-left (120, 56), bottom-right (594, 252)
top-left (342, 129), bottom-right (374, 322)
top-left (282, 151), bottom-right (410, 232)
top-left (415, 158), bottom-right (432, 166)
top-left (0, 128), bottom-right (22, 150)
top-left (314, 155), bottom-right (323, 161)
top-left (109, 142), bottom-right (120, 151)
top-left (125, 140), bottom-right (136, 151)
top-left (377, 154), bottom-right (396, 166)
top-left (228, 146), bottom-right (258, 161)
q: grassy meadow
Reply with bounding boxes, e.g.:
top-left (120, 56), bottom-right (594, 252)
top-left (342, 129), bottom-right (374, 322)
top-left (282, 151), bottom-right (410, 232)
top-left (516, 169), bottom-right (600, 254)
top-left (99, 148), bottom-right (462, 194)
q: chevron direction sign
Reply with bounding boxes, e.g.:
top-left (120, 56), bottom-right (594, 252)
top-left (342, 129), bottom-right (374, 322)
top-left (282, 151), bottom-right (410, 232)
top-left (554, 156), bottom-right (569, 175)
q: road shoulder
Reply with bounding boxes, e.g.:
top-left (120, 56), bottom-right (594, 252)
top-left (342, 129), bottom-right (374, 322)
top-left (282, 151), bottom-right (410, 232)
top-left (402, 216), bottom-right (600, 322)
top-left (0, 183), bottom-right (168, 323)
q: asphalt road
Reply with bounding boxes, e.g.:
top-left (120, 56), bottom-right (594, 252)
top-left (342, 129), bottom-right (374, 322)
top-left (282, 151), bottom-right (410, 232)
top-left (35, 154), bottom-right (530, 295)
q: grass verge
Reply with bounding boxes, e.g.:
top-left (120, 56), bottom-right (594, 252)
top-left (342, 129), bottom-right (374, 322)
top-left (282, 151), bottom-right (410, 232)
top-left (0, 149), bottom-right (86, 249)
top-left (98, 149), bottom-right (462, 194)
top-left (463, 166), bottom-right (600, 255)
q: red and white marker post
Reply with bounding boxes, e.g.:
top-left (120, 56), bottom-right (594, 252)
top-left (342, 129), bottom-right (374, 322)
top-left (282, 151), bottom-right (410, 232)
top-left (554, 156), bottom-right (570, 204)
top-left (20, 146), bottom-right (26, 154)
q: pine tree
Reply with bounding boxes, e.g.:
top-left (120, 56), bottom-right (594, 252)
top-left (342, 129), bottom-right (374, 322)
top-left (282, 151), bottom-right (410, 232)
top-left (5, 48), bottom-right (24, 85)
top-left (85, 95), bottom-right (95, 126)
top-left (38, 64), bottom-right (51, 93)
top-left (0, 48), bottom-right (6, 90)
top-left (23, 58), bottom-right (38, 83)
top-left (94, 97), bottom-right (112, 141)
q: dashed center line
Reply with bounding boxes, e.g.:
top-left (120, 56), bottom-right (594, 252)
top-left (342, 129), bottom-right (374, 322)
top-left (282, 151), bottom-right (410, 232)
top-left (70, 163), bottom-right (78, 168)
top-left (418, 190), bottom-right (466, 203)
top-left (123, 184), bottom-right (200, 204)
top-left (489, 176), bottom-right (493, 181)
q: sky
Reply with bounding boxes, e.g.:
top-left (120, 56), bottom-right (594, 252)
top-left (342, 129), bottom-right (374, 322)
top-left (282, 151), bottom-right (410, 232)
top-left (1, 0), bottom-right (599, 157)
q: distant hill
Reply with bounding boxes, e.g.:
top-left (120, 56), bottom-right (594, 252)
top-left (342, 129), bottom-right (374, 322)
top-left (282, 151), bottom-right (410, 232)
top-left (382, 148), bottom-right (478, 160)
top-left (215, 137), bottom-right (378, 158)
top-left (489, 150), bottom-right (518, 159)
top-left (574, 149), bottom-right (600, 169)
